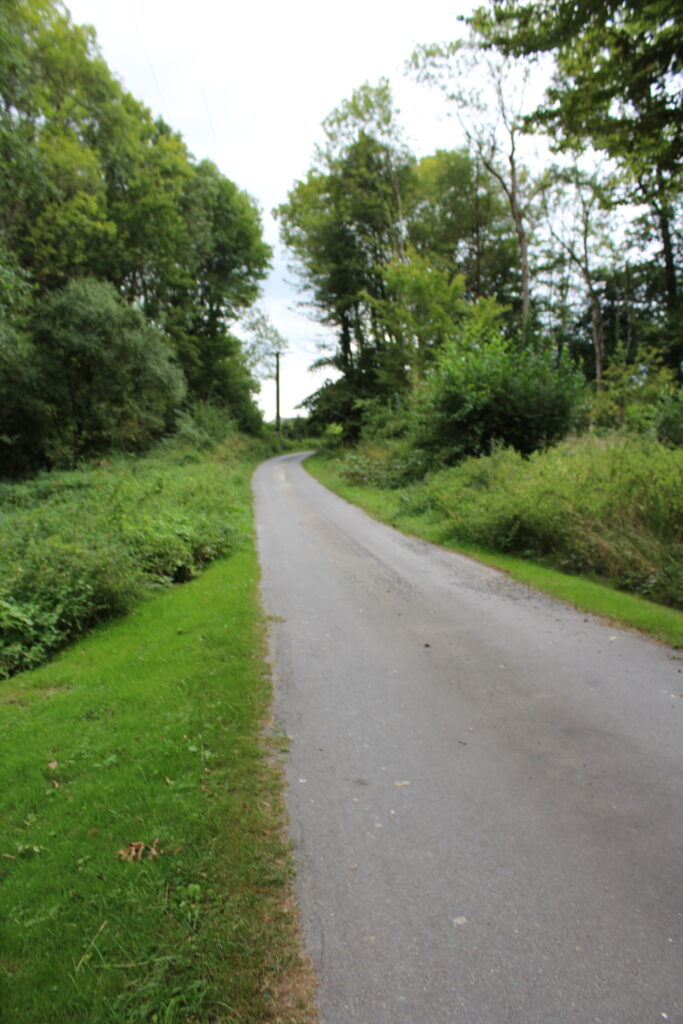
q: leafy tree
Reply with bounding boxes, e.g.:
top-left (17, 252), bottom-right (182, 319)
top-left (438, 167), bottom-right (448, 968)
top-left (238, 308), bottom-right (288, 380)
top-left (365, 249), bottom-right (467, 390)
top-left (0, 279), bottom-right (186, 473)
top-left (471, 0), bottom-right (683, 368)
top-left (276, 81), bottom-right (415, 410)
top-left (591, 344), bottom-right (679, 434)
top-left (408, 40), bottom-right (551, 339)
top-left (0, 0), bottom-right (272, 460)
top-left (539, 168), bottom-right (625, 383)
top-left (471, 0), bottom-right (683, 182)
top-left (412, 302), bottom-right (584, 462)
top-left (407, 149), bottom-right (521, 314)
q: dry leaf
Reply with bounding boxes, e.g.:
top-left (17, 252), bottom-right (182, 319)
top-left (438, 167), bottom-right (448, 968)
top-left (117, 842), bottom-right (145, 863)
top-left (117, 840), bottom-right (163, 863)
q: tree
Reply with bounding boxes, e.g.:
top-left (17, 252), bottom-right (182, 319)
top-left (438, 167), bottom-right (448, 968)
top-left (276, 81), bottom-right (415, 413)
top-left (539, 169), bottom-right (624, 383)
top-left (408, 39), bottom-right (550, 340)
top-left (471, 0), bottom-right (683, 367)
top-left (0, 279), bottom-right (186, 473)
top-left (365, 248), bottom-right (467, 390)
top-left (238, 309), bottom-right (288, 380)
top-left (0, 0), bottom-right (272, 441)
top-left (407, 148), bottom-right (521, 317)
top-left (412, 303), bottom-right (584, 462)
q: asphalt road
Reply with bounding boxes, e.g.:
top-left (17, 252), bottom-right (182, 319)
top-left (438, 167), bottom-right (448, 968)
top-left (253, 452), bottom-right (683, 1024)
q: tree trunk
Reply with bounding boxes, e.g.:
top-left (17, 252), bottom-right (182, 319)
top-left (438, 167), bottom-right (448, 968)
top-left (589, 285), bottom-right (605, 385)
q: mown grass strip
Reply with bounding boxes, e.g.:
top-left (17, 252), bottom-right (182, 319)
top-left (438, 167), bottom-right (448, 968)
top-left (0, 543), bottom-right (317, 1022)
top-left (306, 454), bottom-right (683, 649)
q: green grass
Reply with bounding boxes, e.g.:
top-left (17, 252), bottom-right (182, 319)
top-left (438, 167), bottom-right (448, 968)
top-left (0, 452), bottom-right (317, 1023)
top-left (0, 437), bottom-right (274, 678)
top-left (306, 452), bottom-right (683, 649)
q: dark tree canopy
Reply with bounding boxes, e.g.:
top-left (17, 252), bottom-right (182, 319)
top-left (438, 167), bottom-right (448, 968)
top-left (0, 0), bottom-right (272, 474)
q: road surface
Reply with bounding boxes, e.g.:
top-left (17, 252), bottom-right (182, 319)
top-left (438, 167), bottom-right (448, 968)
top-left (253, 452), bottom-right (683, 1024)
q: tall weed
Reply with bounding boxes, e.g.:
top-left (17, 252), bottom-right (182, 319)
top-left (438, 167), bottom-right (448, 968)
top-left (421, 436), bottom-right (683, 608)
top-left (0, 438), bottom-right (262, 678)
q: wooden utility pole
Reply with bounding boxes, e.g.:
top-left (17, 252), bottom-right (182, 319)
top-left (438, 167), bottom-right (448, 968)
top-left (275, 351), bottom-right (281, 431)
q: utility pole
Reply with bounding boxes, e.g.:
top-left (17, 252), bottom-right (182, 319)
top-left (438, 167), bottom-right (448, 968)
top-left (275, 351), bottom-right (281, 431)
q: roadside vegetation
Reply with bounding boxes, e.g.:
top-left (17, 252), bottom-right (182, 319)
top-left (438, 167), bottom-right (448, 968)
top-left (0, 423), bottom-right (277, 680)
top-left (273, 0), bottom-right (683, 650)
top-left (307, 437), bottom-right (683, 648)
top-left (0, 434), bottom-right (318, 1024)
top-left (1, 0), bottom-right (682, 1015)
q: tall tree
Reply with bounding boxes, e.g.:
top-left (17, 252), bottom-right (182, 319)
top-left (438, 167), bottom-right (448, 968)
top-left (408, 40), bottom-right (550, 340)
top-left (470, 0), bottom-right (683, 367)
top-left (0, 0), bottom-right (273, 472)
top-left (407, 148), bottom-right (521, 317)
top-left (276, 81), bottom-right (415, 420)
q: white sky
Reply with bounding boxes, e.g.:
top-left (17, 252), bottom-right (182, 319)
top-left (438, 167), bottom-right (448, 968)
top-left (64, 0), bottom-right (474, 419)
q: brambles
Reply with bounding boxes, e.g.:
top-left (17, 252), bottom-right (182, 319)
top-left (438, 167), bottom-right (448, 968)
top-left (333, 435), bottom-right (683, 610)
top-left (0, 437), bottom-right (262, 678)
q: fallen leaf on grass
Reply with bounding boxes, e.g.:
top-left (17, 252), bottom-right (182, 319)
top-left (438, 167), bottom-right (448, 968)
top-left (117, 840), bottom-right (163, 863)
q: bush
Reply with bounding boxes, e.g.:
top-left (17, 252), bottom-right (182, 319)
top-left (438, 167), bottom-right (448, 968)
top-left (657, 387), bottom-right (683, 446)
top-left (0, 438), bottom-right (257, 678)
top-left (0, 278), bottom-right (187, 475)
top-left (337, 440), bottom-right (431, 488)
top-left (172, 401), bottom-right (238, 450)
top-left (423, 436), bottom-right (683, 608)
top-left (412, 330), bottom-right (584, 463)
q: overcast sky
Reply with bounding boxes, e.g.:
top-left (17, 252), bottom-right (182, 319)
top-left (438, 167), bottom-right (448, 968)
top-left (64, 0), bottom-right (474, 418)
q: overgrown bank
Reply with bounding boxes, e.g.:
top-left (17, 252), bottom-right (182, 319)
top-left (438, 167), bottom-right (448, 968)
top-left (0, 433), bottom-right (276, 679)
top-left (0, 440), bottom-right (318, 1023)
top-left (307, 436), bottom-right (683, 647)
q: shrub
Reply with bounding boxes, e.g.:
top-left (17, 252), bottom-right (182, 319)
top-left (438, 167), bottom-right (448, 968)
top-left (0, 278), bottom-right (187, 475)
top-left (424, 436), bottom-right (683, 608)
top-left (0, 439), bottom-right (254, 678)
top-left (412, 331), bottom-right (584, 463)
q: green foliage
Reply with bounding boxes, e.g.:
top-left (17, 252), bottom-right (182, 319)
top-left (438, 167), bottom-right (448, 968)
top-left (656, 387), bottom-right (683, 447)
top-left (171, 400), bottom-right (237, 450)
top-left (412, 307), bottom-right (584, 462)
top-left (0, 278), bottom-right (186, 473)
top-left (474, 0), bottom-right (683, 182)
top-left (318, 422), bottom-right (345, 452)
top-left (308, 451), bottom-right (683, 645)
top-left (422, 436), bottom-right (683, 607)
top-left (0, 437), bottom-right (263, 678)
top-left (591, 346), bottom-right (680, 436)
top-left (0, 1), bottom-right (271, 475)
top-left (336, 440), bottom-right (431, 489)
top-left (0, 546), bottom-right (315, 1023)
top-left (276, 81), bottom-right (416, 406)
top-left (323, 433), bottom-right (683, 611)
top-left (472, 0), bottom-right (683, 367)
top-left (408, 148), bottom-right (522, 317)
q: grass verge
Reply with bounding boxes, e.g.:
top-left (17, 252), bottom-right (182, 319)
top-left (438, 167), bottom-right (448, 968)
top-left (306, 453), bottom-right (683, 649)
top-left (0, 438), bottom-right (273, 679)
top-left (0, 542), bottom-right (317, 1021)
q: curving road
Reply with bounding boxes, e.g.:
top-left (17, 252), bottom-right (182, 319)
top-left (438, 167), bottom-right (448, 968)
top-left (253, 452), bottom-right (683, 1024)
